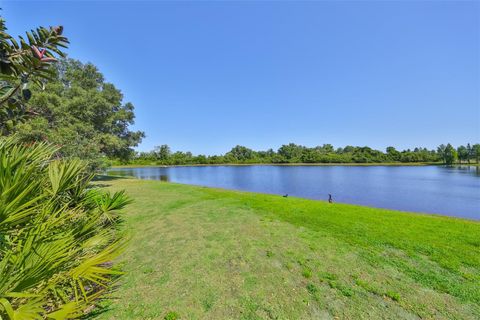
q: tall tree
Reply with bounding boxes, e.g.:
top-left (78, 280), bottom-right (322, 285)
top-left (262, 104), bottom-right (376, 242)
top-left (466, 143), bottom-right (473, 163)
top-left (386, 146), bottom-right (401, 161)
top-left (14, 58), bottom-right (144, 166)
top-left (443, 143), bottom-right (458, 165)
top-left (473, 144), bottom-right (480, 163)
top-left (278, 143), bottom-right (305, 162)
top-left (154, 144), bottom-right (171, 161)
top-left (437, 144), bottom-right (447, 163)
top-left (457, 145), bottom-right (469, 164)
top-left (227, 145), bottom-right (255, 161)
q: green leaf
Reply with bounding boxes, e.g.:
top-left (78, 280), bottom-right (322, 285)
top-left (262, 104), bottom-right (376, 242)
top-left (0, 298), bottom-right (14, 319)
top-left (0, 85), bottom-right (15, 98)
top-left (26, 31), bottom-right (35, 45)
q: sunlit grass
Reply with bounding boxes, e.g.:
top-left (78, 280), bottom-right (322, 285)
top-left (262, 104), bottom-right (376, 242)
top-left (95, 177), bottom-right (480, 319)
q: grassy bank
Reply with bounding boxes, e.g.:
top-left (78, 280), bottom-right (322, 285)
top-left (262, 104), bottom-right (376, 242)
top-left (95, 177), bottom-right (480, 319)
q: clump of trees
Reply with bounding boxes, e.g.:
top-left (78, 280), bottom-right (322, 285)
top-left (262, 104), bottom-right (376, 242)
top-left (1, 16), bottom-right (143, 170)
top-left (124, 143), bottom-right (480, 166)
top-left (12, 58), bottom-right (144, 169)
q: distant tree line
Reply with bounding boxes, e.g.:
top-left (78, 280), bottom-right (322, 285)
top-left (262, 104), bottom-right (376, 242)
top-left (117, 143), bottom-right (480, 166)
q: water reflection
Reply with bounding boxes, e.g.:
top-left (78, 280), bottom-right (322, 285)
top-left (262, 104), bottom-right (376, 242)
top-left (448, 165), bottom-right (480, 176)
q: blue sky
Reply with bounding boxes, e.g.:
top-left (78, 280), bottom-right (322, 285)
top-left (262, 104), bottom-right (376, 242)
top-left (3, 1), bottom-right (479, 154)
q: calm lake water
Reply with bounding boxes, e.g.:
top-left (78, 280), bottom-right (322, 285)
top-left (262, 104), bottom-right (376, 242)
top-left (108, 165), bottom-right (480, 220)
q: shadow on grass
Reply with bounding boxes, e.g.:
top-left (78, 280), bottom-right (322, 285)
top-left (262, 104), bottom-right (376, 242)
top-left (92, 175), bottom-right (131, 188)
top-left (81, 302), bottom-right (112, 319)
top-left (93, 175), bottom-right (129, 182)
top-left (80, 294), bottom-right (122, 319)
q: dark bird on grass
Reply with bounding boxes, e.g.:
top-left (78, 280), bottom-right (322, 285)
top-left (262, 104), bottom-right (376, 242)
top-left (283, 194), bottom-right (288, 198)
top-left (328, 194), bottom-right (333, 203)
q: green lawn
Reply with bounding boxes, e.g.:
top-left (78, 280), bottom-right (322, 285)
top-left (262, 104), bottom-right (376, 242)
top-left (95, 176), bottom-right (480, 320)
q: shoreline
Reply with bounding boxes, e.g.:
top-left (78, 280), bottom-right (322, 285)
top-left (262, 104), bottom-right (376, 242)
top-left (99, 175), bottom-right (479, 221)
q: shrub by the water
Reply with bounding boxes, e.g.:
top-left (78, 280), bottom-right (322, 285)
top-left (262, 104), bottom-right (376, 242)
top-left (0, 136), bottom-right (130, 319)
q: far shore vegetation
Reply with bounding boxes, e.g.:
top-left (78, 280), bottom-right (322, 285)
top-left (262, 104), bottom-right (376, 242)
top-left (112, 143), bottom-right (480, 167)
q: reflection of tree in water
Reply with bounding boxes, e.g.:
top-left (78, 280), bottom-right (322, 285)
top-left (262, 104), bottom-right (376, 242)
top-left (160, 175), bottom-right (170, 182)
top-left (467, 166), bottom-right (480, 177)
top-left (450, 165), bottom-right (480, 177)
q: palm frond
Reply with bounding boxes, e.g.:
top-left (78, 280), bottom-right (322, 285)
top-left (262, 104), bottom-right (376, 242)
top-left (0, 136), bottom-right (129, 319)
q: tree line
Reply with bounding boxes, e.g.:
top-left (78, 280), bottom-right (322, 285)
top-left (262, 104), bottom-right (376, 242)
top-left (123, 142), bottom-right (480, 166)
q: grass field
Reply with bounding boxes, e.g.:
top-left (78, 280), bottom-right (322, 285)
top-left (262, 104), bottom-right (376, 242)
top-left (95, 176), bottom-right (480, 320)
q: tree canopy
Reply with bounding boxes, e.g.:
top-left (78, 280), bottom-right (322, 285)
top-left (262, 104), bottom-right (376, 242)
top-left (13, 58), bottom-right (144, 166)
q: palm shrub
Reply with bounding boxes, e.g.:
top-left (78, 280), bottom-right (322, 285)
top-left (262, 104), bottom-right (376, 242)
top-left (0, 136), bottom-right (130, 319)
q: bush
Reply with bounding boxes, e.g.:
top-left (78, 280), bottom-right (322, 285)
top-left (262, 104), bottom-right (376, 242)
top-left (0, 136), bottom-right (130, 319)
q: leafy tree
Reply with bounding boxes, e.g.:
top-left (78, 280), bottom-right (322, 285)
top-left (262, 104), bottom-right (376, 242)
top-left (457, 145), bottom-right (469, 163)
top-left (386, 146), bottom-right (401, 161)
top-left (154, 144), bottom-right (171, 161)
top-left (256, 148), bottom-right (275, 163)
top-left (170, 151), bottom-right (193, 165)
top-left (437, 144), bottom-right (447, 163)
top-left (314, 144), bottom-right (334, 153)
top-left (13, 58), bottom-right (144, 167)
top-left (342, 145), bottom-right (355, 154)
top-left (300, 149), bottom-right (318, 163)
top-left (226, 145), bottom-right (255, 161)
top-left (473, 144), bottom-right (480, 163)
top-left (0, 17), bottom-right (68, 133)
top-left (466, 143), bottom-right (473, 163)
top-left (194, 154), bottom-right (208, 164)
top-left (443, 143), bottom-right (458, 165)
top-left (278, 143), bottom-right (305, 163)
